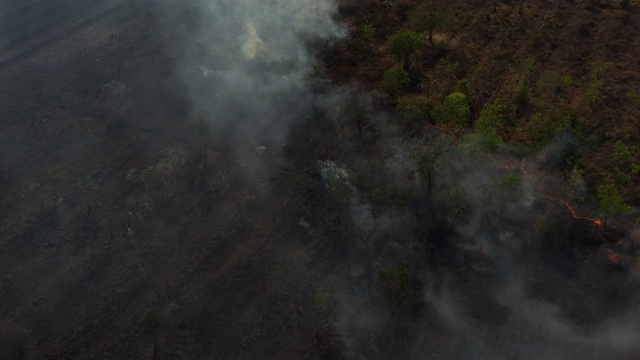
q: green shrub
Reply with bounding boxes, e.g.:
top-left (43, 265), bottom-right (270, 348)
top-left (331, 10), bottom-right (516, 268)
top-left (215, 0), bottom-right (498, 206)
top-left (501, 173), bottom-right (522, 190)
top-left (462, 132), bottom-right (501, 153)
top-left (471, 101), bottom-right (512, 152)
top-left (360, 22), bottom-right (376, 38)
top-left (383, 66), bottom-right (410, 94)
top-left (514, 58), bottom-right (535, 109)
top-left (477, 100), bottom-right (511, 132)
top-left (627, 90), bottom-right (640, 105)
top-left (597, 183), bottom-right (632, 217)
top-left (613, 167), bottom-right (632, 185)
top-left (541, 14), bottom-right (559, 29)
top-left (610, 141), bottom-right (640, 184)
top-left (386, 30), bottom-right (424, 70)
top-left (525, 107), bottom-right (576, 145)
top-left (587, 64), bottom-right (611, 108)
top-left (572, 114), bottom-right (606, 145)
top-left (436, 58), bottom-right (460, 80)
top-left (478, 131), bottom-right (502, 152)
top-left (587, 79), bottom-right (607, 108)
top-left (595, 64), bottom-right (612, 79)
top-left (612, 140), bottom-right (631, 162)
top-left (548, 72), bottom-right (573, 93)
top-left (433, 92), bottom-right (471, 127)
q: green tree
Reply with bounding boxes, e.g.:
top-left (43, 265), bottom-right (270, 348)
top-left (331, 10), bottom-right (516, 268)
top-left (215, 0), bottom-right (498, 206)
top-left (409, 0), bottom-right (451, 46)
top-left (612, 140), bottom-right (631, 162)
top-left (383, 66), bottom-right (410, 95)
top-left (609, 140), bottom-right (640, 184)
top-left (525, 107), bottom-right (576, 146)
top-left (433, 92), bottom-right (470, 127)
top-left (500, 173), bottom-right (522, 191)
top-left (587, 64), bottom-right (611, 109)
top-left (514, 57), bottom-right (535, 110)
top-left (547, 72), bottom-right (573, 94)
top-left (597, 183), bottom-right (631, 222)
top-left (408, 136), bottom-right (445, 197)
top-left (472, 100), bottom-right (512, 152)
top-left (386, 30), bottom-right (424, 71)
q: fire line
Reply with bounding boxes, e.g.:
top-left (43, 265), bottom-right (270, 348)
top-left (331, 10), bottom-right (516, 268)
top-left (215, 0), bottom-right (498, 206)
top-left (608, 253), bottom-right (620, 266)
top-left (563, 201), bottom-right (604, 227)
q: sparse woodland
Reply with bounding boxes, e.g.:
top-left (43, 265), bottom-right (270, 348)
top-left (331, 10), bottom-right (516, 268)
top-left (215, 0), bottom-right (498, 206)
top-left (328, 0), bottom-right (640, 210)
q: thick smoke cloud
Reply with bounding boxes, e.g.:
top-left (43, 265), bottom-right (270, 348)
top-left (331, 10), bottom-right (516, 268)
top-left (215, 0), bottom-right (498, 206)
top-left (163, 0), bottom-right (343, 148)
top-left (381, 152), bottom-right (636, 357)
top-left (157, 0), bottom-right (640, 359)
top-left (311, 94), bottom-right (640, 358)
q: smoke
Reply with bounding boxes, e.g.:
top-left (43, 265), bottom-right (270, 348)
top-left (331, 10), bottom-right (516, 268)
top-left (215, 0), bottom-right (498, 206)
top-left (415, 256), bottom-right (640, 359)
top-left (156, 0), bottom-right (640, 358)
top-left (161, 0), bottom-right (343, 150)
top-left (0, 0), bottom-right (634, 358)
top-left (314, 97), bottom-right (640, 358)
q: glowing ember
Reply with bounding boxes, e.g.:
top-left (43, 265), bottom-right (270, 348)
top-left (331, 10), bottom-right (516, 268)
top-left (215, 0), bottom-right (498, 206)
top-left (608, 253), bottom-right (620, 266)
top-left (614, 240), bottom-right (623, 247)
top-left (563, 201), bottom-right (604, 227)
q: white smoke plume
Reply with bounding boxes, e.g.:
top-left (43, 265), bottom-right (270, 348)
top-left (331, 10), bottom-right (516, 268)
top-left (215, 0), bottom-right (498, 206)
top-left (162, 0), bottom-right (344, 148)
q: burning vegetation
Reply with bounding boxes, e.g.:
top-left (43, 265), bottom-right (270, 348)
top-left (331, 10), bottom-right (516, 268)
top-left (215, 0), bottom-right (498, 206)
top-left (563, 201), bottom-right (604, 227)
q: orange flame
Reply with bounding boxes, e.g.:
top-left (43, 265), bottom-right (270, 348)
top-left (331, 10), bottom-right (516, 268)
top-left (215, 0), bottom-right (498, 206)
top-left (608, 253), bottom-right (620, 266)
top-left (563, 201), bottom-right (603, 227)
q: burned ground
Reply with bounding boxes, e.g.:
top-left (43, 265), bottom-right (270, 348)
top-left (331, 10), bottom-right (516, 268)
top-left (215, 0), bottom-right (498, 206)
top-left (0, 1), bottom-right (639, 359)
